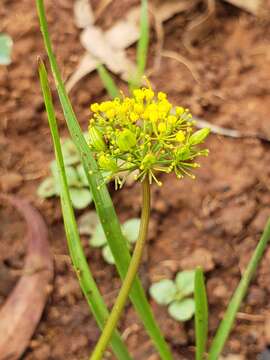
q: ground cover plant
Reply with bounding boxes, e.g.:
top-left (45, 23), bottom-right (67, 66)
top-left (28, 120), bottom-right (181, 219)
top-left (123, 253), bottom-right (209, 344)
top-left (37, 136), bottom-right (93, 209)
top-left (150, 270), bottom-right (196, 322)
top-left (33, 0), bottom-right (270, 359)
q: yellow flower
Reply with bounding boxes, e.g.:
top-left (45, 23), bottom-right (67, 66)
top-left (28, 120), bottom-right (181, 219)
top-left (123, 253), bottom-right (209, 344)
top-left (106, 109), bottom-right (116, 119)
top-left (91, 103), bottom-right (99, 112)
top-left (133, 89), bottom-right (144, 101)
top-left (176, 130), bottom-right (185, 142)
top-left (158, 122), bottom-right (166, 133)
top-left (176, 106), bottom-right (185, 116)
top-left (149, 111), bottom-right (158, 123)
top-left (88, 83), bottom-right (210, 187)
top-left (168, 115), bottom-right (177, 124)
top-left (144, 88), bottom-right (154, 101)
top-left (130, 112), bottom-right (139, 122)
top-left (134, 103), bottom-right (144, 114)
top-left (157, 92), bottom-right (167, 101)
top-left (100, 101), bottom-right (112, 112)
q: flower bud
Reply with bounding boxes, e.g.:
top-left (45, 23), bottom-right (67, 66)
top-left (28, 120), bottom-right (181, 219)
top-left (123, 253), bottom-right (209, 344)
top-left (88, 126), bottom-right (106, 151)
top-left (98, 154), bottom-right (117, 172)
top-left (176, 130), bottom-right (185, 142)
top-left (142, 153), bottom-right (156, 169)
top-left (176, 146), bottom-right (191, 161)
top-left (158, 122), bottom-right (166, 133)
top-left (189, 128), bottom-right (210, 146)
top-left (116, 129), bottom-right (137, 152)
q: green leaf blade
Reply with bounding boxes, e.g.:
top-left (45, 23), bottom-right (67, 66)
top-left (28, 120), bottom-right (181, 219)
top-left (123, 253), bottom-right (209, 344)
top-left (134, 0), bottom-right (149, 87)
top-left (194, 267), bottom-right (208, 360)
top-left (209, 219), bottom-right (270, 360)
top-left (97, 64), bottom-right (120, 98)
top-left (38, 60), bottom-right (131, 360)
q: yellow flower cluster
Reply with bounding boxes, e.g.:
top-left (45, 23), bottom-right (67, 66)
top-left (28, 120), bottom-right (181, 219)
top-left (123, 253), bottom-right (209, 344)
top-left (88, 85), bottom-right (209, 187)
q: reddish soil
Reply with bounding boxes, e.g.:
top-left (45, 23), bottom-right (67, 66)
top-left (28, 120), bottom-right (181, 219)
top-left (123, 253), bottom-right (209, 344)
top-left (1, 1), bottom-right (270, 359)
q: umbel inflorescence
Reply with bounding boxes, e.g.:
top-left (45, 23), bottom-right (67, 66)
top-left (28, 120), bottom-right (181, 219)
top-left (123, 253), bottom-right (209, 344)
top-left (88, 84), bottom-right (210, 188)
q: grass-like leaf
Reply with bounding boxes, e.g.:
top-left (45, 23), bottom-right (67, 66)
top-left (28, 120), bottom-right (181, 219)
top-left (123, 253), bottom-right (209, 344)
top-left (36, 1), bottom-right (173, 359)
top-left (97, 64), bottom-right (120, 98)
top-left (38, 60), bottom-right (131, 360)
top-left (208, 218), bottom-right (270, 359)
top-left (194, 267), bottom-right (208, 360)
top-left (135, 0), bottom-right (149, 86)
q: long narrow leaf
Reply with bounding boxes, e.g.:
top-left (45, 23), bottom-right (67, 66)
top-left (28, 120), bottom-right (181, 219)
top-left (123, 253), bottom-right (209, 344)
top-left (134, 0), bottom-right (149, 87)
top-left (97, 64), bottom-right (120, 98)
top-left (36, 1), bottom-right (173, 359)
top-left (194, 267), bottom-right (208, 360)
top-left (209, 218), bottom-right (270, 359)
top-left (38, 61), bottom-right (131, 360)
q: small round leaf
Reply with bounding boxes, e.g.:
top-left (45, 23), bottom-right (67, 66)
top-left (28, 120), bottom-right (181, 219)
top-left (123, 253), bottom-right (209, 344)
top-left (61, 139), bottom-right (80, 165)
top-left (149, 279), bottom-right (177, 305)
top-left (51, 161), bottom-right (80, 188)
top-left (37, 177), bottom-right (56, 198)
top-left (122, 218), bottom-right (140, 244)
top-left (0, 34), bottom-right (13, 65)
top-left (78, 211), bottom-right (99, 235)
top-left (168, 298), bottom-right (195, 322)
top-left (175, 270), bottom-right (196, 296)
top-left (90, 223), bottom-right (107, 247)
top-left (102, 245), bottom-right (115, 265)
top-left (69, 188), bottom-right (92, 209)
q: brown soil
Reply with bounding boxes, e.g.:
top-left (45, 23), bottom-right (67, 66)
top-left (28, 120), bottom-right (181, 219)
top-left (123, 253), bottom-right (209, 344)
top-left (1, 1), bottom-right (270, 359)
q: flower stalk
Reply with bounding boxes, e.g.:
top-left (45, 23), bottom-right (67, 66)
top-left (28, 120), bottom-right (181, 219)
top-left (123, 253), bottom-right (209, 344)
top-left (90, 178), bottom-right (151, 360)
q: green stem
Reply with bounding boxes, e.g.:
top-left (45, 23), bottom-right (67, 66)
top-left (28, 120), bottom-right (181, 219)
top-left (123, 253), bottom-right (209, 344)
top-left (90, 179), bottom-right (151, 360)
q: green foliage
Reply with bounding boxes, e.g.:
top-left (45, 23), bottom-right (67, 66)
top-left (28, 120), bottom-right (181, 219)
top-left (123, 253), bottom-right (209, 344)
top-left (36, 1), bottom-right (174, 357)
top-left (37, 137), bottom-right (93, 210)
top-left (168, 298), bottom-right (195, 322)
top-left (85, 218), bottom-right (140, 264)
top-left (150, 270), bottom-right (196, 322)
top-left (194, 267), bottom-right (208, 360)
top-left (209, 218), bottom-right (270, 359)
top-left (97, 64), bottom-right (120, 99)
top-left (0, 33), bottom-right (13, 65)
top-left (135, 0), bottom-right (149, 86)
top-left (38, 60), bottom-right (131, 360)
top-left (149, 279), bottom-right (176, 306)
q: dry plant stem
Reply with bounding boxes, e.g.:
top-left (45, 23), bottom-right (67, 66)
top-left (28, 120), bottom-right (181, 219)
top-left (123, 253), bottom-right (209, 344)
top-left (90, 179), bottom-right (151, 360)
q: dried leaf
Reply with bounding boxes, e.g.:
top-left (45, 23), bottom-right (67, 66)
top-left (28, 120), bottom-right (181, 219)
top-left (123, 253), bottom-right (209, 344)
top-left (74, 0), bottom-right (94, 28)
top-left (104, 7), bottom-right (141, 50)
top-left (67, 0), bottom-right (200, 91)
top-left (80, 26), bottom-right (136, 80)
top-left (0, 194), bottom-right (53, 360)
top-left (66, 53), bottom-right (97, 93)
top-left (223, 0), bottom-right (262, 15)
